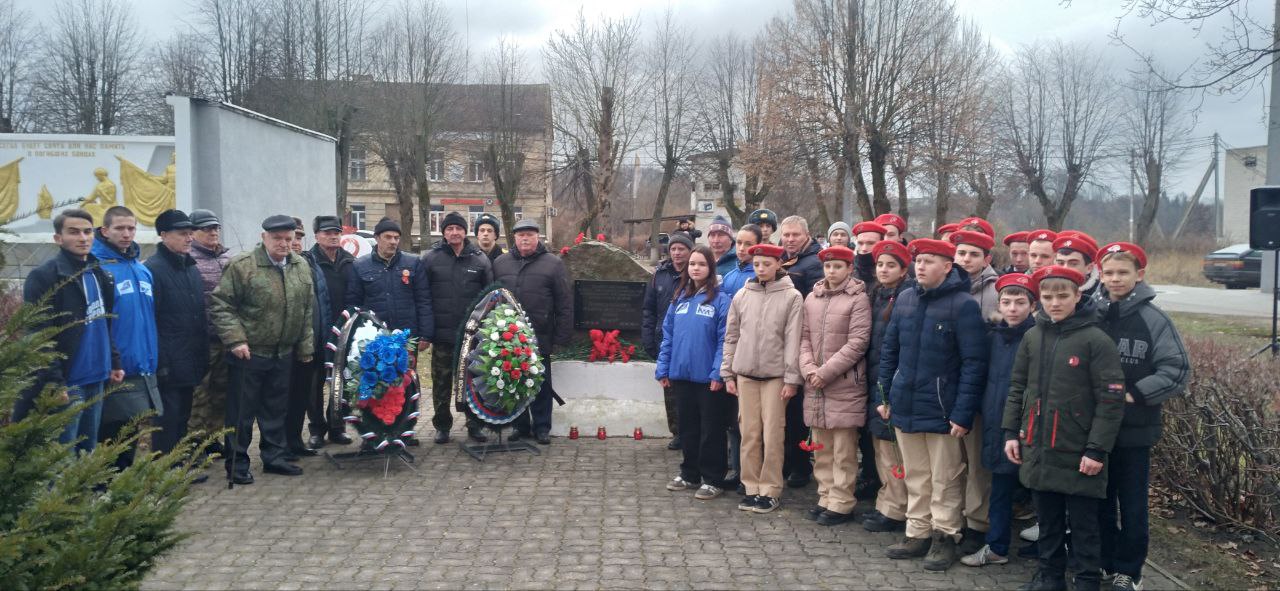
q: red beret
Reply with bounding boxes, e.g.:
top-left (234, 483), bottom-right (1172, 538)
top-left (874, 213), bottom-right (906, 232)
top-left (996, 273), bottom-right (1038, 299)
top-left (1032, 265), bottom-right (1087, 288)
top-left (909, 238), bottom-right (957, 260)
top-left (748, 243), bottom-right (785, 259)
top-left (936, 223), bottom-right (960, 238)
top-left (1027, 229), bottom-right (1058, 244)
top-left (1003, 231), bottom-right (1030, 246)
top-left (948, 229), bottom-right (995, 252)
top-left (958, 216), bottom-right (995, 237)
top-left (851, 221), bottom-right (888, 237)
top-left (1099, 241), bottom-right (1148, 269)
top-left (818, 246), bottom-right (855, 264)
top-left (872, 240), bottom-right (911, 267)
top-left (1052, 235), bottom-right (1098, 262)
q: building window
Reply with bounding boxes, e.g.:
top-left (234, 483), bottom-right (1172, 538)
top-left (466, 156), bottom-right (487, 183)
top-left (427, 152), bottom-right (445, 181)
top-left (428, 205), bottom-right (445, 234)
top-left (349, 148), bottom-right (367, 181)
top-left (1244, 155), bottom-right (1258, 168)
top-left (703, 181), bottom-right (720, 191)
top-left (349, 204), bottom-right (366, 230)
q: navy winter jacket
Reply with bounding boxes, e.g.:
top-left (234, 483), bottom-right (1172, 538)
top-left (145, 243), bottom-right (209, 388)
top-left (981, 315), bottom-right (1036, 473)
top-left (344, 250), bottom-right (434, 341)
top-left (783, 239), bottom-right (824, 300)
top-left (866, 279), bottom-right (911, 440)
top-left (655, 289), bottom-right (731, 384)
top-left (878, 267), bottom-right (989, 434)
top-left (641, 260), bottom-right (682, 358)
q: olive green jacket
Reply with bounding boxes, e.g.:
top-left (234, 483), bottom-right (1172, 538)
top-left (209, 245), bottom-right (315, 360)
top-left (1001, 305), bottom-right (1126, 499)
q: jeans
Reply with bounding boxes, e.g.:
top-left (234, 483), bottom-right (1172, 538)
top-left (1034, 489), bottom-right (1102, 589)
top-left (986, 472), bottom-right (1018, 556)
top-left (152, 384), bottom-right (195, 454)
top-left (1099, 445), bottom-right (1151, 578)
top-left (672, 379), bottom-right (731, 487)
top-left (513, 361), bottom-right (554, 435)
top-left (59, 382), bottom-right (104, 455)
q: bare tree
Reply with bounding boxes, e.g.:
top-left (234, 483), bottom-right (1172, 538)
top-left (644, 9), bottom-right (701, 262)
top-left (998, 42), bottom-right (1117, 230)
top-left (1123, 66), bottom-right (1193, 245)
top-left (192, 0), bottom-right (269, 105)
top-left (31, 0), bottom-right (145, 134)
top-left (0, 0), bottom-right (35, 132)
top-left (1115, 0), bottom-right (1273, 93)
top-left (544, 10), bottom-right (648, 236)
top-left (364, 0), bottom-right (461, 249)
top-left (918, 19), bottom-right (997, 227)
top-left (135, 33), bottom-right (210, 133)
top-left (478, 39), bottom-right (540, 252)
top-left (697, 33), bottom-right (788, 227)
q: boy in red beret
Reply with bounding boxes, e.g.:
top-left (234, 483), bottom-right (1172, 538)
top-left (852, 222), bottom-right (888, 256)
top-left (958, 216), bottom-right (995, 238)
top-left (961, 273), bottom-right (1038, 567)
top-left (875, 213), bottom-right (907, 242)
top-left (1003, 265), bottom-right (1125, 591)
top-left (1053, 234), bottom-right (1101, 299)
top-left (1002, 232), bottom-right (1031, 275)
top-left (1093, 242), bottom-right (1189, 591)
top-left (949, 230), bottom-right (1000, 322)
top-left (1026, 230), bottom-right (1057, 273)
top-left (877, 238), bottom-right (989, 570)
top-left (936, 223), bottom-right (960, 242)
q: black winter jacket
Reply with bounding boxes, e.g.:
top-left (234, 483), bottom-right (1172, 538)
top-left (300, 251), bottom-right (333, 356)
top-left (145, 243), bottom-right (209, 388)
top-left (641, 260), bottom-right (682, 358)
top-left (423, 239), bottom-right (493, 346)
top-left (493, 242), bottom-right (573, 355)
top-left (15, 249), bottom-right (121, 419)
top-left (344, 250), bottom-right (434, 341)
top-left (866, 279), bottom-right (911, 440)
top-left (309, 244), bottom-right (354, 322)
top-left (783, 239), bottom-right (824, 300)
top-left (1093, 282), bottom-right (1190, 448)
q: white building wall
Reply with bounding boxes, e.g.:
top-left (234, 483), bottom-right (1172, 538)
top-left (1222, 145), bottom-right (1266, 244)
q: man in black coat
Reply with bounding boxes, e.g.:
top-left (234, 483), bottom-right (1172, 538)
top-left (475, 212), bottom-right (505, 263)
top-left (492, 219), bottom-right (572, 444)
top-left (423, 212), bottom-right (494, 444)
top-left (642, 231), bottom-right (692, 449)
top-left (300, 215), bottom-right (355, 449)
top-left (16, 209), bottom-right (124, 454)
top-left (779, 215), bottom-right (824, 488)
top-left (145, 210), bottom-right (210, 455)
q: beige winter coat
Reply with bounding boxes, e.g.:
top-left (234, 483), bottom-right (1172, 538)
top-left (721, 274), bottom-right (805, 386)
top-left (800, 277), bottom-right (873, 429)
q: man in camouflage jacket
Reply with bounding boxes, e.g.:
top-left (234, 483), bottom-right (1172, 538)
top-left (209, 215), bottom-right (315, 484)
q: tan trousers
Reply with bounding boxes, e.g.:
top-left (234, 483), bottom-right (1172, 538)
top-left (962, 415), bottom-right (991, 532)
top-left (896, 429), bottom-right (966, 540)
top-left (812, 426), bottom-right (859, 513)
top-left (738, 377), bottom-right (787, 499)
top-left (873, 437), bottom-right (908, 521)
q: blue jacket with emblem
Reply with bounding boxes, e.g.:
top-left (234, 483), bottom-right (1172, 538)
top-left (91, 232), bottom-right (158, 376)
top-left (877, 266), bottom-right (989, 434)
top-left (720, 258), bottom-right (753, 298)
top-left (655, 288), bottom-right (731, 384)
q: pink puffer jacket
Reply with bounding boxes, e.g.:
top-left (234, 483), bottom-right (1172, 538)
top-left (800, 276), bottom-right (872, 429)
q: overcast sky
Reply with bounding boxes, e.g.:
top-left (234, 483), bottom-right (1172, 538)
top-left (24, 0), bottom-right (1274, 196)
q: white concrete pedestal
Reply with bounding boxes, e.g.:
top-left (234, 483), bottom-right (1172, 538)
top-left (549, 360), bottom-right (672, 438)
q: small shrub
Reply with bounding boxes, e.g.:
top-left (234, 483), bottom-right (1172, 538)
top-left (1152, 336), bottom-right (1280, 539)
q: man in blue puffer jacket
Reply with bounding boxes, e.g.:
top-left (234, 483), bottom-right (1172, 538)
top-left (877, 238), bottom-right (989, 571)
top-left (92, 206), bottom-right (161, 470)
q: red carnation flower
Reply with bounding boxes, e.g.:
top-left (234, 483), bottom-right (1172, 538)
top-left (502, 360), bottom-right (512, 370)
top-left (518, 334), bottom-right (528, 343)
top-left (595, 233), bottom-right (605, 241)
top-left (501, 349), bottom-right (511, 356)
top-left (520, 362), bottom-right (529, 371)
top-left (508, 323), bottom-right (518, 332)
top-left (559, 246), bottom-right (570, 256)
top-left (502, 332), bottom-right (514, 341)
top-left (574, 232), bottom-right (585, 244)
top-left (512, 370), bottom-right (522, 379)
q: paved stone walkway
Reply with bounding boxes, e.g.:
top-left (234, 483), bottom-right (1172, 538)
top-left (143, 435), bottom-right (1179, 590)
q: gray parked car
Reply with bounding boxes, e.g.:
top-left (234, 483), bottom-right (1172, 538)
top-left (1203, 244), bottom-right (1262, 289)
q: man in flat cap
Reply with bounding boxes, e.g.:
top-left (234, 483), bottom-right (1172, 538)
top-left (294, 215), bottom-right (355, 450)
top-left (145, 209), bottom-right (209, 458)
top-left (209, 214), bottom-right (315, 484)
top-left (189, 208), bottom-right (232, 454)
top-left (493, 219), bottom-right (572, 444)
